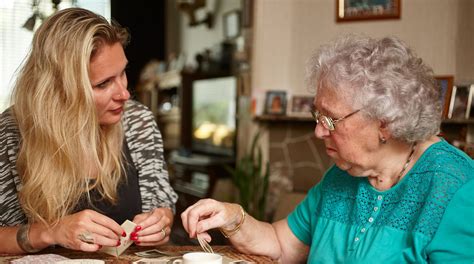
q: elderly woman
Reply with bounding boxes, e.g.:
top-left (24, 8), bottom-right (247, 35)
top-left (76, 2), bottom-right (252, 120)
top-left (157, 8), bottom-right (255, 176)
top-left (181, 35), bottom-right (474, 263)
top-left (0, 8), bottom-right (177, 253)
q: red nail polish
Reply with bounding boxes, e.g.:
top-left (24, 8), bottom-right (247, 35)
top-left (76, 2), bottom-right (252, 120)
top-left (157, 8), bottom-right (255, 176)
top-left (130, 235), bottom-right (138, 241)
top-left (122, 231), bottom-right (126, 237)
top-left (135, 226), bottom-right (142, 231)
top-left (130, 232), bottom-right (136, 237)
top-left (116, 240), bottom-right (121, 247)
top-left (135, 240), bottom-right (140, 244)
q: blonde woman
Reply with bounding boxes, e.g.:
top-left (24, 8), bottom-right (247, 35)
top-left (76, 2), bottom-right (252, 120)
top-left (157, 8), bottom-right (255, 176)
top-left (0, 8), bottom-right (177, 253)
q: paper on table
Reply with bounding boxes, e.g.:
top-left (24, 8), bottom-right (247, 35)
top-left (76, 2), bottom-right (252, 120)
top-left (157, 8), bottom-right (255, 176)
top-left (131, 256), bottom-right (251, 264)
top-left (56, 259), bottom-right (105, 264)
top-left (10, 254), bottom-right (69, 263)
top-left (99, 219), bottom-right (137, 257)
top-left (132, 258), bottom-right (174, 264)
top-left (135, 249), bottom-right (182, 258)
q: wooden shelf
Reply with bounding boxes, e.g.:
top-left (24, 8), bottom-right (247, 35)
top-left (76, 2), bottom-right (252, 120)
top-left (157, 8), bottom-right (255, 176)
top-left (442, 119), bottom-right (474, 125)
top-left (254, 115), bottom-right (474, 125)
top-left (254, 114), bottom-right (313, 123)
top-left (158, 70), bottom-right (181, 89)
top-left (157, 108), bottom-right (180, 122)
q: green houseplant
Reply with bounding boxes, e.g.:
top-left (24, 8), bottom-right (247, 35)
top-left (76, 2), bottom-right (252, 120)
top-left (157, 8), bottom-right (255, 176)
top-left (226, 132), bottom-right (270, 220)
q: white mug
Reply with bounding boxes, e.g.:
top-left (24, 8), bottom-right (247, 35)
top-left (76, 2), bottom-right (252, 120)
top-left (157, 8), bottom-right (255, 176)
top-left (172, 252), bottom-right (223, 264)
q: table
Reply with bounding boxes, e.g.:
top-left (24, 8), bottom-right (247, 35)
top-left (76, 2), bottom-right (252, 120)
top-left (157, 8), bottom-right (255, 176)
top-left (0, 245), bottom-right (276, 263)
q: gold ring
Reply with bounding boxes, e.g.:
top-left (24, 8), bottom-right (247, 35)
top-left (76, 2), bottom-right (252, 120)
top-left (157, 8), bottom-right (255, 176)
top-left (161, 227), bottom-right (166, 238)
top-left (78, 231), bottom-right (94, 244)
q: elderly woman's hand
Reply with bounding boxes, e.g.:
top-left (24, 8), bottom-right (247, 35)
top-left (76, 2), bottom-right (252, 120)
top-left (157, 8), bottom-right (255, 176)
top-left (51, 209), bottom-right (124, 251)
top-left (181, 199), bottom-right (242, 242)
top-left (131, 207), bottom-right (173, 246)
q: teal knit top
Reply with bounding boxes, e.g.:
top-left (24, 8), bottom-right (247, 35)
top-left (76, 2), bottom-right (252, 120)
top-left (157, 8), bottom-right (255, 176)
top-left (288, 139), bottom-right (474, 263)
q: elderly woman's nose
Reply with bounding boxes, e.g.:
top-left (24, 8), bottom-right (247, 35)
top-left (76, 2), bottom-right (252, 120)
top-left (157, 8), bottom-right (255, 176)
top-left (315, 122), bottom-right (330, 139)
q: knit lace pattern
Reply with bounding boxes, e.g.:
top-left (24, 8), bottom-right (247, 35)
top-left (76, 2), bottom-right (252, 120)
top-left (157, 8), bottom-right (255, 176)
top-left (318, 141), bottom-right (473, 239)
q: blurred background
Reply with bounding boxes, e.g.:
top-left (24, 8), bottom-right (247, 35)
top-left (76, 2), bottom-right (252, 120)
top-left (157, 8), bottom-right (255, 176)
top-left (1, 0), bottom-right (473, 245)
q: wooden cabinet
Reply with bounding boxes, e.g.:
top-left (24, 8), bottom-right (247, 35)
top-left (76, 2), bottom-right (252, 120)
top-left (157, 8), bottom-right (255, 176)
top-left (440, 119), bottom-right (474, 157)
top-left (156, 70), bottom-right (181, 152)
top-left (168, 151), bottom-right (234, 245)
top-left (136, 70), bottom-right (181, 154)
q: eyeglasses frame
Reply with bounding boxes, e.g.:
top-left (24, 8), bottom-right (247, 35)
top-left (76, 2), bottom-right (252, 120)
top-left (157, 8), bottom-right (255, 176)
top-left (310, 109), bottom-right (361, 131)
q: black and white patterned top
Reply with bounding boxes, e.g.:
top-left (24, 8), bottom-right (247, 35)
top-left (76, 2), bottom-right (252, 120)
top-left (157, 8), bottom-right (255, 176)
top-left (0, 100), bottom-right (178, 226)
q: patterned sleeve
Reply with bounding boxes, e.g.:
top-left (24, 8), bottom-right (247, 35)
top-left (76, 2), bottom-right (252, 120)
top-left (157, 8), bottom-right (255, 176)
top-left (123, 100), bottom-right (178, 213)
top-left (0, 109), bottom-right (27, 226)
top-left (425, 169), bottom-right (474, 263)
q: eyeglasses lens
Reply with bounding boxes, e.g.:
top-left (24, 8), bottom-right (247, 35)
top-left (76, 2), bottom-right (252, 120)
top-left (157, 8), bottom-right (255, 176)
top-left (320, 116), bottom-right (335, 130)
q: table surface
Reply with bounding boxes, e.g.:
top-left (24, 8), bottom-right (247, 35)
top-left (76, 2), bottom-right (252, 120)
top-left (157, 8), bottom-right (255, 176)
top-left (0, 245), bottom-right (276, 263)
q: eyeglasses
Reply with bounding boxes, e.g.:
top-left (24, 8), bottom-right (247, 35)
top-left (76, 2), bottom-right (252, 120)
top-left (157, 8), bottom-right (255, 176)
top-left (310, 109), bottom-right (361, 131)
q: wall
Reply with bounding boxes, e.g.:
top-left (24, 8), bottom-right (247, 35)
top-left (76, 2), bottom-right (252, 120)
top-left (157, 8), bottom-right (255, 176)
top-left (171, 1), bottom-right (474, 209)
top-left (166, 0), bottom-right (181, 58)
top-left (456, 0), bottom-right (474, 83)
top-left (252, 0), bottom-right (474, 97)
top-left (250, 0), bottom-right (474, 200)
top-left (176, 0), bottom-right (241, 68)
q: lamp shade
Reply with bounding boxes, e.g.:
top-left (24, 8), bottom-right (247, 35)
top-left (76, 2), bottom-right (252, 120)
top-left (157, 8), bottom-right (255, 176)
top-left (22, 13), bottom-right (37, 31)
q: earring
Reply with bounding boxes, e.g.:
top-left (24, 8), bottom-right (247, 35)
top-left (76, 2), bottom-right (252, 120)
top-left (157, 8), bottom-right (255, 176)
top-left (380, 137), bottom-right (387, 144)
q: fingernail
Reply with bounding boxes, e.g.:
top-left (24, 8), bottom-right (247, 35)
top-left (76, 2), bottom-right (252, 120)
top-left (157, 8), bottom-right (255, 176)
top-left (116, 240), bottom-right (121, 247)
top-left (122, 231), bottom-right (126, 237)
top-left (130, 231), bottom-right (136, 237)
top-left (130, 235), bottom-right (138, 241)
top-left (135, 226), bottom-right (142, 231)
top-left (135, 240), bottom-right (140, 244)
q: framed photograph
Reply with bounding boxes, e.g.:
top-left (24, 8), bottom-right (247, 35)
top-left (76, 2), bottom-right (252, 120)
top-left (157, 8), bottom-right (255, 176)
top-left (223, 10), bottom-right (241, 40)
top-left (448, 85), bottom-right (470, 119)
top-left (466, 85), bottom-right (474, 119)
top-left (242, 0), bottom-right (253, 28)
top-left (434, 75), bottom-right (454, 119)
top-left (336, 0), bottom-right (401, 22)
top-left (289, 95), bottom-right (314, 116)
top-left (463, 142), bottom-right (474, 159)
top-left (264, 91), bottom-right (287, 115)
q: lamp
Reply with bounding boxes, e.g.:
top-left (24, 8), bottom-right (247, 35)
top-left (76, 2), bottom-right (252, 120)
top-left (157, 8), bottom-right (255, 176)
top-left (22, 12), bottom-right (38, 31)
top-left (22, 0), bottom-right (40, 31)
top-left (52, 0), bottom-right (61, 11)
top-left (22, 0), bottom-right (61, 31)
top-left (177, 0), bottom-right (217, 28)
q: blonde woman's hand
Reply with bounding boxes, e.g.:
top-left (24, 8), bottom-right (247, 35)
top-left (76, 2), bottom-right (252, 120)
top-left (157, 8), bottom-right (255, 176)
top-left (51, 209), bottom-right (124, 252)
top-left (131, 207), bottom-right (174, 246)
top-left (181, 199), bottom-right (242, 242)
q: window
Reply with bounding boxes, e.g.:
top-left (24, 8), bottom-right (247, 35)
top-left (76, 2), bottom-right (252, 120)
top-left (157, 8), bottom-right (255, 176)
top-left (0, 0), bottom-right (110, 112)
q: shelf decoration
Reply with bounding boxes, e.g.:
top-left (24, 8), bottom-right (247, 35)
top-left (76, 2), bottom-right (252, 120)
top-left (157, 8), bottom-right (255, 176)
top-left (264, 91), bottom-right (287, 115)
top-left (448, 85), bottom-right (471, 119)
top-left (434, 75), bottom-right (454, 119)
top-left (336, 0), bottom-right (401, 22)
top-left (289, 95), bottom-right (313, 117)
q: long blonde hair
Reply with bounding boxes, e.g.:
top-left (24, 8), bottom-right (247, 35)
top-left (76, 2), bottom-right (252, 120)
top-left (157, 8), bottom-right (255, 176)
top-left (11, 8), bottom-right (130, 225)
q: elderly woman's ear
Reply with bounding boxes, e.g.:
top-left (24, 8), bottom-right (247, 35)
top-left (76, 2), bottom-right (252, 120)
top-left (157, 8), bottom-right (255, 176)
top-left (378, 120), bottom-right (391, 144)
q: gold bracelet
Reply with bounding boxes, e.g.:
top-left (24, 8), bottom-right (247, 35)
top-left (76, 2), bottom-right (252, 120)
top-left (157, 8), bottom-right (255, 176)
top-left (219, 205), bottom-right (246, 238)
top-left (16, 223), bottom-right (41, 253)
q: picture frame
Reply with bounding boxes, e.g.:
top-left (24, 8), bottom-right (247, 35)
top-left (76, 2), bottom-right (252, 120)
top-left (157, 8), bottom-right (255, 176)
top-left (434, 75), bottom-right (454, 119)
top-left (242, 0), bottom-right (253, 28)
top-left (223, 10), bottom-right (241, 40)
top-left (336, 0), bottom-right (401, 22)
top-left (289, 95), bottom-right (314, 116)
top-left (466, 85), bottom-right (474, 119)
top-left (447, 85), bottom-right (470, 119)
top-left (264, 91), bottom-right (287, 115)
